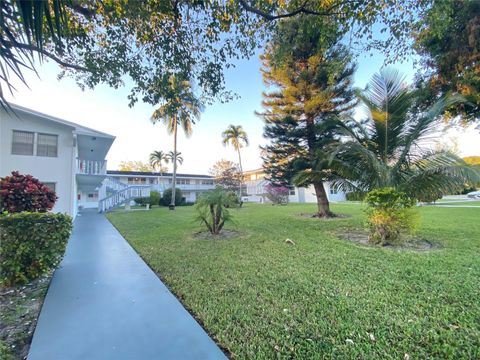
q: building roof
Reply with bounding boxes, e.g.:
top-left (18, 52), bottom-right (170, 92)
top-left (107, 170), bottom-right (213, 179)
top-left (5, 103), bottom-right (115, 139)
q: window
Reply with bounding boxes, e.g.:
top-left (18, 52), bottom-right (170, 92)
top-left (177, 179), bottom-right (190, 185)
top-left (12, 130), bottom-right (34, 155)
top-left (37, 133), bottom-right (58, 157)
top-left (289, 189), bottom-right (296, 195)
top-left (43, 182), bottom-right (56, 192)
top-left (330, 187), bottom-right (338, 195)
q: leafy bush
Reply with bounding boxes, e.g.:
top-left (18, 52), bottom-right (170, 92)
top-left (194, 189), bottom-right (234, 235)
top-left (0, 171), bottom-right (57, 213)
top-left (264, 184), bottom-right (289, 205)
top-left (134, 197), bottom-right (148, 206)
top-left (0, 212), bottom-right (72, 286)
top-left (417, 189), bottom-right (443, 203)
top-left (346, 191), bottom-right (365, 201)
top-left (161, 188), bottom-right (183, 206)
top-left (364, 188), bottom-right (418, 245)
top-left (149, 191), bottom-right (161, 207)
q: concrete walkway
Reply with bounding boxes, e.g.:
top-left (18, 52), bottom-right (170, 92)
top-left (28, 210), bottom-right (226, 360)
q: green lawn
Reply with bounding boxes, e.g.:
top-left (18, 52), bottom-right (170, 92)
top-left (435, 200), bottom-right (480, 206)
top-left (107, 203), bottom-right (480, 359)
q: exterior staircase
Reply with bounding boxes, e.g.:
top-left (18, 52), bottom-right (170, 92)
top-left (98, 185), bottom-right (151, 212)
top-left (98, 176), bottom-right (168, 212)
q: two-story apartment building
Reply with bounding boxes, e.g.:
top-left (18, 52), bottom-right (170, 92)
top-left (0, 104), bottom-right (114, 218)
top-left (243, 168), bottom-right (346, 203)
top-left (104, 171), bottom-right (215, 203)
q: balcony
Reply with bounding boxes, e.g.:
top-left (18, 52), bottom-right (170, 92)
top-left (77, 159), bottom-right (107, 176)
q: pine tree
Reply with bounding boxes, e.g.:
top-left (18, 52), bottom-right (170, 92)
top-left (259, 16), bottom-right (357, 217)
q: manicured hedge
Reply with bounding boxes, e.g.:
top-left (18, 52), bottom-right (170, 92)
top-left (0, 212), bottom-right (72, 286)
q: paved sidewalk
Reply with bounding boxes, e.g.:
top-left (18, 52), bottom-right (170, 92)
top-left (28, 210), bottom-right (226, 360)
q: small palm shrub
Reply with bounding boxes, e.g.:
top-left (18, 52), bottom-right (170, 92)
top-left (0, 212), bottom-right (72, 286)
top-left (195, 189), bottom-right (234, 235)
top-left (161, 188), bottom-right (183, 206)
top-left (265, 184), bottom-right (289, 205)
top-left (0, 171), bottom-right (57, 213)
top-left (364, 188), bottom-right (418, 245)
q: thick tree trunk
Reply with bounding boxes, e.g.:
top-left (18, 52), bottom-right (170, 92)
top-left (313, 180), bottom-right (331, 218)
top-left (170, 120), bottom-right (177, 210)
top-left (305, 116), bottom-right (333, 218)
top-left (237, 149), bottom-right (243, 202)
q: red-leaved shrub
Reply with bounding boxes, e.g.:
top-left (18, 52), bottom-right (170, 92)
top-left (0, 171), bottom-right (57, 213)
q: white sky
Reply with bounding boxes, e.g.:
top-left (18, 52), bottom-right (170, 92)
top-left (4, 51), bottom-right (480, 174)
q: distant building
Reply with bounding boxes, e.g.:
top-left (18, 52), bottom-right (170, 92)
top-left (97, 171), bottom-right (215, 211)
top-left (242, 168), bottom-right (346, 203)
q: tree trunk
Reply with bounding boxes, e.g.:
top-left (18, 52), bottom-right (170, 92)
top-left (305, 116), bottom-right (333, 218)
top-left (313, 181), bottom-right (331, 217)
top-left (237, 149), bottom-right (243, 202)
top-left (170, 119), bottom-right (177, 210)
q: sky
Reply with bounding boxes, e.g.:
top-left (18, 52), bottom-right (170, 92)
top-left (4, 44), bottom-right (480, 174)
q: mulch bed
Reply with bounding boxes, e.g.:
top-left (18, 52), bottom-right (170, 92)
top-left (193, 230), bottom-right (240, 240)
top-left (337, 230), bottom-right (439, 251)
top-left (298, 213), bottom-right (352, 219)
top-left (0, 272), bottom-right (52, 360)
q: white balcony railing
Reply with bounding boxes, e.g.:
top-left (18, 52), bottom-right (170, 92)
top-left (77, 159), bottom-right (107, 175)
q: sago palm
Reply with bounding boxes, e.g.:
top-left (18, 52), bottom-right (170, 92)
top-left (149, 150), bottom-right (169, 192)
top-left (151, 76), bottom-right (203, 209)
top-left (330, 68), bottom-right (479, 199)
top-left (222, 125), bottom-right (249, 199)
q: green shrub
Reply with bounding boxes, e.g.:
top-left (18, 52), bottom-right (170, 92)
top-left (149, 191), bottom-right (161, 207)
top-left (364, 188), bottom-right (418, 245)
top-left (161, 188), bottom-right (183, 206)
top-left (0, 212), bottom-right (72, 286)
top-left (134, 197), bottom-right (148, 206)
top-left (346, 191), bottom-right (365, 201)
top-left (194, 189), bottom-right (234, 235)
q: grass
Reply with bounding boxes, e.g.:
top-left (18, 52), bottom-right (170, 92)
top-left (107, 203), bottom-right (480, 359)
top-left (434, 200), bottom-right (480, 206)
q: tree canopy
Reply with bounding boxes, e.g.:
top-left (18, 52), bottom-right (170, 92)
top-left (413, 0), bottom-right (480, 122)
top-left (2, 0), bottom-right (432, 107)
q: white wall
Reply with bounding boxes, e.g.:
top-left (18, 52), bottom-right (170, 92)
top-left (0, 109), bottom-right (75, 215)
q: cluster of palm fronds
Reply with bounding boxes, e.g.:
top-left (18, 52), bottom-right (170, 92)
top-left (1, 0), bottom-right (69, 107)
top-left (328, 69), bottom-right (479, 200)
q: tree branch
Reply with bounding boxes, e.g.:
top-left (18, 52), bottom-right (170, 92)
top-left (236, 0), bottom-right (347, 20)
top-left (6, 41), bottom-right (88, 72)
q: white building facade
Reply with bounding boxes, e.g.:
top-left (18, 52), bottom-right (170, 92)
top-left (243, 168), bottom-right (346, 203)
top-left (97, 171), bottom-right (215, 211)
top-left (1, 104), bottom-right (114, 218)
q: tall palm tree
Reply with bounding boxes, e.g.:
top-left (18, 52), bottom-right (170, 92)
top-left (329, 69), bottom-right (479, 198)
top-left (222, 125), bottom-right (249, 199)
top-left (150, 76), bottom-right (203, 210)
top-left (149, 150), bottom-right (169, 192)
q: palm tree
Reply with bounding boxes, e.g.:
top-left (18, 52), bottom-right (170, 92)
top-left (166, 151), bottom-right (183, 167)
top-left (149, 150), bottom-right (169, 192)
top-left (222, 125), bottom-right (249, 199)
top-left (329, 69), bottom-right (479, 198)
top-left (150, 76), bottom-right (203, 210)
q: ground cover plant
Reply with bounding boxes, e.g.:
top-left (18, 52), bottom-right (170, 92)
top-left (107, 203), bottom-right (480, 359)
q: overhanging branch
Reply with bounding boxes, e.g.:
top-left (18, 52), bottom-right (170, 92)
top-left (236, 0), bottom-right (347, 20)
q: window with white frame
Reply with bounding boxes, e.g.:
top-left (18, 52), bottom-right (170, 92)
top-left (12, 130), bottom-right (34, 155)
top-left (37, 133), bottom-right (58, 157)
top-left (330, 186), bottom-right (338, 195)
